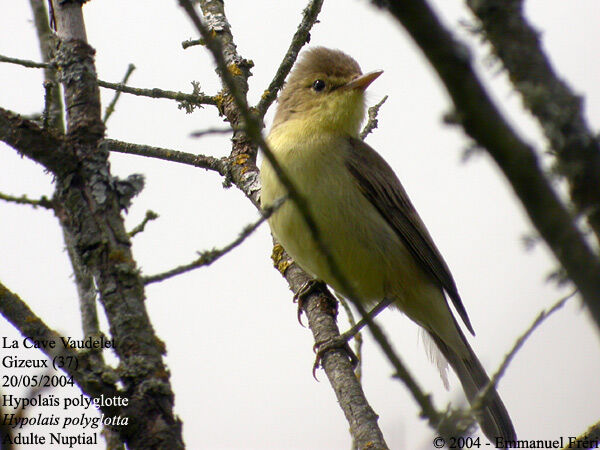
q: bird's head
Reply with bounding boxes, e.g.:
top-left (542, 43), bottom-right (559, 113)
top-left (272, 47), bottom-right (382, 137)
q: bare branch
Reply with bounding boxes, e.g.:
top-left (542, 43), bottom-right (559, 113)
top-left (45, 1), bottom-right (184, 446)
top-left (372, 0), bottom-right (600, 331)
top-left (180, 1), bottom-right (390, 447)
top-left (98, 79), bottom-right (217, 107)
top-left (0, 53), bottom-right (216, 109)
top-left (102, 138), bottom-right (229, 176)
top-left (360, 95), bottom-right (388, 140)
top-left (466, 0), bottom-right (600, 244)
top-left (144, 198), bottom-right (282, 285)
top-left (255, 0), bottom-right (325, 117)
top-left (103, 63), bottom-right (136, 123)
top-left (190, 126), bottom-right (233, 138)
top-left (563, 420), bottom-right (600, 450)
top-left (129, 210), bottom-right (159, 238)
top-left (29, 0), bottom-right (65, 132)
top-left (270, 248), bottom-right (390, 448)
top-left (0, 280), bottom-right (119, 404)
top-left (0, 191), bottom-right (53, 209)
top-left (336, 294), bottom-right (363, 382)
top-left (468, 290), bottom-right (576, 426)
top-left (0, 53), bottom-right (49, 68)
top-left (181, 38), bottom-right (204, 49)
top-left (0, 107), bottom-right (72, 174)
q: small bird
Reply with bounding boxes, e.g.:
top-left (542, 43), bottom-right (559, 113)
top-left (260, 47), bottom-right (516, 444)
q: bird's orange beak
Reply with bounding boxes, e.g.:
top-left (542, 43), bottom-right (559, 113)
top-left (344, 70), bottom-right (383, 91)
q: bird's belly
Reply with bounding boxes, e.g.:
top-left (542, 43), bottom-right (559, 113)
top-left (265, 163), bottom-right (424, 305)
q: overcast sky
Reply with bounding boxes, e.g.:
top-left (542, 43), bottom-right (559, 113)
top-left (1, 1), bottom-right (600, 449)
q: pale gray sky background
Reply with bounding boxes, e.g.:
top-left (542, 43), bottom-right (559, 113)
top-left (1, 1), bottom-right (599, 449)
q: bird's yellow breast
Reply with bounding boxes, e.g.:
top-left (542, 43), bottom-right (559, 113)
top-left (260, 120), bottom-right (414, 302)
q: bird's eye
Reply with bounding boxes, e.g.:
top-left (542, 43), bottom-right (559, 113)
top-left (312, 79), bottom-right (326, 92)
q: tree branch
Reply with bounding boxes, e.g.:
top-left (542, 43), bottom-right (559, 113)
top-left (0, 191), bottom-right (53, 209)
top-left (255, 0), bottom-right (325, 117)
top-left (103, 63), bottom-right (136, 123)
top-left (40, 2), bottom-right (184, 447)
top-left (371, 0), bottom-right (600, 331)
top-left (0, 281), bottom-right (121, 413)
top-left (0, 52), bottom-right (217, 108)
top-left (144, 199), bottom-right (282, 285)
top-left (0, 107), bottom-right (72, 174)
top-left (97, 79), bottom-right (217, 108)
top-left (466, 0), bottom-right (600, 244)
top-left (103, 138), bottom-right (229, 176)
top-left (0, 53), bottom-right (48, 68)
top-left (360, 95), bottom-right (388, 140)
top-left (29, 0), bottom-right (65, 132)
top-left (468, 290), bottom-right (576, 428)
top-left (179, 1), bottom-right (390, 447)
top-left (129, 210), bottom-right (159, 238)
top-left (563, 420), bottom-right (600, 450)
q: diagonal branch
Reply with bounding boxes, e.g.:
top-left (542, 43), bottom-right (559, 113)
top-left (21, 1), bottom-right (185, 447)
top-left (0, 281), bottom-right (120, 409)
top-left (372, 0), bottom-right (600, 331)
top-left (466, 0), bottom-right (600, 244)
top-left (179, 1), bottom-right (390, 447)
top-left (0, 107), bottom-right (73, 174)
top-left (467, 290), bottom-right (576, 427)
top-left (360, 95), bottom-right (388, 140)
top-left (255, 0), bottom-right (324, 117)
top-left (103, 63), bottom-right (136, 123)
top-left (129, 210), bottom-right (159, 238)
top-left (144, 199), bottom-right (282, 285)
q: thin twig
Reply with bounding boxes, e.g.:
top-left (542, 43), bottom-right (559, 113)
top-left (0, 53), bottom-right (217, 108)
top-left (468, 290), bottom-right (577, 421)
top-left (143, 198), bottom-right (284, 285)
top-left (0, 53), bottom-right (49, 68)
top-left (97, 79), bottom-right (217, 107)
top-left (360, 95), bottom-right (388, 140)
top-left (182, 38), bottom-right (205, 49)
top-left (255, 0), bottom-right (325, 117)
top-left (129, 210), bottom-right (159, 238)
top-left (562, 420), bottom-right (600, 450)
top-left (190, 127), bottom-right (233, 138)
top-left (186, 1), bottom-right (391, 446)
top-left (102, 138), bottom-right (229, 176)
top-left (0, 280), bottom-right (116, 395)
top-left (103, 63), bottom-right (136, 123)
top-left (29, 0), bottom-right (65, 133)
top-left (0, 192), bottom-right (53, 209)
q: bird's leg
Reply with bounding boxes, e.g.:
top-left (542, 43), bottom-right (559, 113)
top-left (294, 279), bottom-right (328, 326)
top-left (313, 298), bottom-right (392, 377)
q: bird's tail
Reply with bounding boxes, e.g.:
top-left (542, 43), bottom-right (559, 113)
top-left (427, 326), bottom-right (516, 447)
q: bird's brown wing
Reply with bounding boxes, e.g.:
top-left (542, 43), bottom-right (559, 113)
top-left (345, 137), bottom-right (474, 335)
